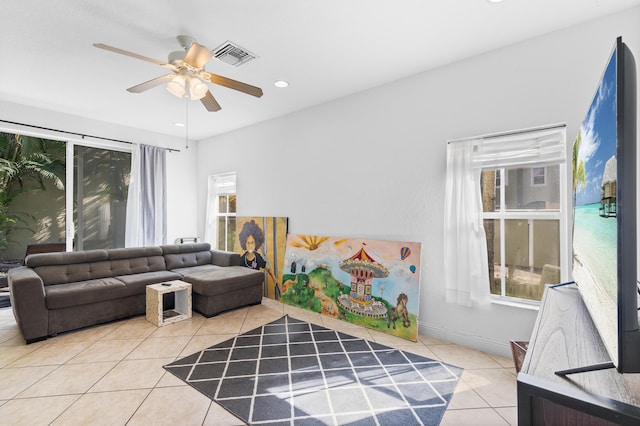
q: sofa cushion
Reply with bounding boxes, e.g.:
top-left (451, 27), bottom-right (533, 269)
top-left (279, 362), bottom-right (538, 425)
top-left (162, 243), bottom-right (213, 270)
top-left (116, 270), bottom-right (182, 296)
top-left (164, 251), bottom-right (213, 270)
top-left (107, 246), bottom-right (167, 275)
top-left (170, 264), bottom-right (222, 276)
top-left (108, 256), bottom-right (168, 276)
top-left (211, 250), bottom-right (242, 267)
top-left (108, 246), bottom-right (163, 260)
top-left (27, 250), bottom-right (111, 286)
top-left (180, 266), bottom-right (263, 296)
top-left (34, 259), bottom-right (117, 286)
top-left (45, 278), bottom-right (127, 309)
top-left (161, 243), bottom-right (211, 255)
top-left (25, 250), bottom-right (108, 268)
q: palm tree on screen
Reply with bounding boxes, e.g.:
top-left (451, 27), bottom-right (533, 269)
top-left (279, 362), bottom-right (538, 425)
top-left (572, 130), bottom-right (587, 207)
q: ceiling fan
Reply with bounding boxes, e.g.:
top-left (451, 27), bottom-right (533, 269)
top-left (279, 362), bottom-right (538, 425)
top-left (93, 35), bottom-right (263, 112)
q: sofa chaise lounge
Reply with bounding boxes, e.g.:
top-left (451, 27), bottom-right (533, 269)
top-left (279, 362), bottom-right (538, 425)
top-left (8, 243), bottom-right (263, 343)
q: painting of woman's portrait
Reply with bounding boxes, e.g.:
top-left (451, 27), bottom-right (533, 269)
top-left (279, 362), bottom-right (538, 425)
top-left (234, 217), bottom-right (288, 300)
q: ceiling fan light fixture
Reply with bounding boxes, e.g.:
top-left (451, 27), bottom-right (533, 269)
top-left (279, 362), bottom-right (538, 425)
top-left (189, 77), bottom-right (208, 100)
top-left (167, 74), bottom-right (207, 100)
top-left (94, 37), bottom-right (262, 112)
top-left (167, 74), bottom-right (186, 98)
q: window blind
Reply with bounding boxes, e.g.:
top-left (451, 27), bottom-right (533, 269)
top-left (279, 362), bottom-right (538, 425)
top-left (472, 126), bottom-right (566, 169)
top-left (213, 172), bottom-right (236, 195)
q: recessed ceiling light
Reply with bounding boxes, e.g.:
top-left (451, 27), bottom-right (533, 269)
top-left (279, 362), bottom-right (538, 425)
top-left (274, 80), bottom-right (289, 88)
top-left (488, 0), bottom-right (504, 3)
top-left (174, 122), bottom-right (185, 127)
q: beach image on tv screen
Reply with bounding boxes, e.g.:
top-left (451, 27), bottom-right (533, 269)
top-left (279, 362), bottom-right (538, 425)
top-left (572, 47), bottom-right (618, 361)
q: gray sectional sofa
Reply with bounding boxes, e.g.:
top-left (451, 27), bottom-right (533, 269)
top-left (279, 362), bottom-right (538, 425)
top-left (7, 243), bottom-right (263, 343)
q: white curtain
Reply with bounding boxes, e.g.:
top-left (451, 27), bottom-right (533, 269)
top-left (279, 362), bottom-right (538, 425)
top-left (443, 125), bottom-right (566, 306)
top-left (444, 140), bottom-right (490, 307)
top-left (125, 144), bottom-right (167, 247)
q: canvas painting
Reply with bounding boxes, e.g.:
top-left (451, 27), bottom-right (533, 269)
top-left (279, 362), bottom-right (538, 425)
top-left (281, 234), bottom-right (421, 341)
top-left (232, 217), bottom-right (288, 300)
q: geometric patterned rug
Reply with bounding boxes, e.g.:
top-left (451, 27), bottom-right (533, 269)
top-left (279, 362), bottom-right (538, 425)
top-left (164, 315), bottom-right (463, 425)
top-left (0, 295), bottom-right (10, 309)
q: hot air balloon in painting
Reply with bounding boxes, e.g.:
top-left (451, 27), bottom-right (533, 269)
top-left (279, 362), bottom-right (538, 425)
top-left (400, 246), bottom-right (411, 260)
top-left (410, 265), bottom-right (416, 274)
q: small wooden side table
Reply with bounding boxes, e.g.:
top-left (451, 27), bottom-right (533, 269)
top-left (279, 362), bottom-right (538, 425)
top-left (146, 280), bottom-right (192, 326)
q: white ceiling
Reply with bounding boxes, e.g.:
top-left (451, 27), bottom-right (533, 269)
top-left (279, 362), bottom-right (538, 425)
top-left (2, 0), bottom-right (640, 141)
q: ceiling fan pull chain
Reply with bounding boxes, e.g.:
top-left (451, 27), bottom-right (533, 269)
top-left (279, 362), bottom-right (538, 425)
top-left (185, 97), bottom-right (189, 149)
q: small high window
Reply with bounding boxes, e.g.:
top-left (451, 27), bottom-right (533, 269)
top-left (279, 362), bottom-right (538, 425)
top-left (531, 167), bottom-right (546, 186)
top-left (205, 172), bottom-right (236, 250)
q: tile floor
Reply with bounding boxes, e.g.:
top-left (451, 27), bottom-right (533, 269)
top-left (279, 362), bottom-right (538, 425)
top-left (0, 299), bottom-right (518, 425)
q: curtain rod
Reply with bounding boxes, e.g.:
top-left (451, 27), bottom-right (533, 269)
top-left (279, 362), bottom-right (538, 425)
top-left (447, 123), bottom-right (566, 144)
top-left (0, 119), bottom-right (180, 153)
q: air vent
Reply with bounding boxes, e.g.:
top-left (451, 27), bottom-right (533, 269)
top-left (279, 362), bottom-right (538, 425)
top-left (212, 41), bottom-right (257, 67)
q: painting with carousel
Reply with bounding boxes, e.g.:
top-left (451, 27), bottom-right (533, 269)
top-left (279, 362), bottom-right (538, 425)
top-left (281, 234), bottom-right (422, 341)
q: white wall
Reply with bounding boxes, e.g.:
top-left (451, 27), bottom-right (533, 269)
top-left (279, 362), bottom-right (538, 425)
top-left (195, 8), bottom-right (640, 357)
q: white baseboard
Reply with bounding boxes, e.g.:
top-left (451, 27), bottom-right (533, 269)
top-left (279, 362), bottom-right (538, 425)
top-left (418, 321), bottom-right (512, 359)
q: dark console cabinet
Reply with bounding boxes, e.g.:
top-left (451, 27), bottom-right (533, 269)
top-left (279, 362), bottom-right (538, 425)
top-left (517, 285), bottom-right (640, 425)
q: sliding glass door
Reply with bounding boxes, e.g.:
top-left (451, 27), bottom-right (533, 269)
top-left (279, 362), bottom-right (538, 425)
top-left (73, 145), bottom-right (131, 250)
top-left (0, 131), bottom-right (132, 261)
top-left (0, 133), bottom-right (66, 261)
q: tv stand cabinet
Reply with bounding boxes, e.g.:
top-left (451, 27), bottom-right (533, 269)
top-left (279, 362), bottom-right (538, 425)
top-left (517, 285), bottom-right (640, 425)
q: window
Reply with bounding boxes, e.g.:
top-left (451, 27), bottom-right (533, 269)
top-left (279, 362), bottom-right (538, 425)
top-left (477, 127), bottom-right (567, 303)
top-left (531, 167), bottom-right (546, 186)
top-left (0, 131), bottom-right (131, 259)
top-left (204, 172), bottom-right (236, 250)
top-left (482, 165), bottom-right (562, 301)
top-left (493, 170), bottom-right (507, 211)
top-left (74, 145), bottom-right (131, 250)
top-left (0, 133), bottom-right (66, 260)
top-left (217, 193), bottom-right (236, 251)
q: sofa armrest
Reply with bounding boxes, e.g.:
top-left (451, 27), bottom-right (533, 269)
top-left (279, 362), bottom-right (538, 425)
top-left (211, 250), bottom-right (242, 267)
top-left (8, 266), bottom-right (49, 343)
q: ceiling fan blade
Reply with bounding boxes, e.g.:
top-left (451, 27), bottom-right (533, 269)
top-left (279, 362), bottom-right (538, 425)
top-left (202, 72), bottom-right (263, 98)
top-left (93, 43), bottom-right (176, 71)
top-left (183, 42), bottom-right (213, 69)
top-left (127, 74), bottom-right (175, 93)
top-left (200, 91), bottom-right (222, 112)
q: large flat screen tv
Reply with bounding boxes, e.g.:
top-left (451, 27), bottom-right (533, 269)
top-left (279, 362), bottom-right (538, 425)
top-left (572, 37), bottom-right (640, 373)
